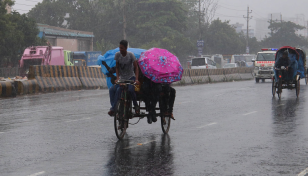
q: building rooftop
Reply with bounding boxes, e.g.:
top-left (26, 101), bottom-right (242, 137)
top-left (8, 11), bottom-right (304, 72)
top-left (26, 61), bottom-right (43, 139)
top-left (37, 23), bottom-right (94, 38)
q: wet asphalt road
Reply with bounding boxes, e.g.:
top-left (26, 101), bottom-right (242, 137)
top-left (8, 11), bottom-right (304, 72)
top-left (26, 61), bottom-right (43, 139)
top-left (1, 80), bottom-right (308, 176)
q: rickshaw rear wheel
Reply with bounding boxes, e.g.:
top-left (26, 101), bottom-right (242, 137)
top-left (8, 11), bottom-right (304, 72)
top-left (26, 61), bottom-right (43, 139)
top-left (161, 116), bottom-right (171, 134)
top-left (114, 100), bottom-right (127, 140)
top-left (262, 79), bottom-right (265, 83)
top-left (296, 79), bottom-right (300, 98)
top-left (272, 78), bottom-right (276, 97)
top-left (255, 78), bottom-right (260, 83)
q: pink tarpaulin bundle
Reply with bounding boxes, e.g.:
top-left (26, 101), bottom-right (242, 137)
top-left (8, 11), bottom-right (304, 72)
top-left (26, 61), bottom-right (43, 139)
top-left (138, 48), bottom-right (183, 83)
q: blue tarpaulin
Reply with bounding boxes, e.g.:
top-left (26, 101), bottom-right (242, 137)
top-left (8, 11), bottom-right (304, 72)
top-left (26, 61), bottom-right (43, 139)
top-left (97, 48), bottom-right (146, 88)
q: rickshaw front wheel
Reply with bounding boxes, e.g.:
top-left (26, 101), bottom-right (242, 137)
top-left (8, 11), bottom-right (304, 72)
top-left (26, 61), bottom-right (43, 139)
top-left (305, 68), bottom-right (308, 85)
top-left (114, 100), bottom-right (127, 140)
top-left (272, 78), bottom-right (276, 97)
top-left (296, 79), bottom-right (300, 98)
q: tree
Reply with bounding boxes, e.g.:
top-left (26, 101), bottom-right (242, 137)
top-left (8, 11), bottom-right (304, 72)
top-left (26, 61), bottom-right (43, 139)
top-left (262, 21), bottom-right (308, 48)
top-left (0, 0), bottom-right (45, 67)
top-left (28, 0), bottom-right (71, 27)
top-left (206, 19), bottom-right (244, 54)
top-left (27, 0), bottom-right (195, 60)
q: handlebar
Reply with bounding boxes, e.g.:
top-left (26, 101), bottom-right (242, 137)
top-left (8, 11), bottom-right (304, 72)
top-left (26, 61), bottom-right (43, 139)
top-left (116, 80), bottom-right (136, 85)
top-left (275, 67), bottom-right (287, 71)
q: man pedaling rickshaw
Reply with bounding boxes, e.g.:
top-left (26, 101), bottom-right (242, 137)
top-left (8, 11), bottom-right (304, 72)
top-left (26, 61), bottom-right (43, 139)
top-left (108, 40), bottom-right (140, 116)
top-left (275, 50), bottom-right (293, 82)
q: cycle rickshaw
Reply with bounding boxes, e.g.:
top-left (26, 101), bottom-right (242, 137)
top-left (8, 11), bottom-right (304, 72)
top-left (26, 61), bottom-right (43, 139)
top-left (113, 79), bottom-right (173, 139)
top-left (100, 47), bottom-right (179, 140)
top-left (272, 46), bottom-right (305, 98)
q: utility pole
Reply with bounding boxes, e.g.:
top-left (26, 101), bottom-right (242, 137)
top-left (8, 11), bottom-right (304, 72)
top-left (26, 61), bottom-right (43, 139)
top-left (270, 14), bottom-right (273, 36)
top-left (123, 0), bottom-right (127, 40)
top-left (198, 0), bottom-right (201, 39)
top-left (280, 14), bottom-right (282, 23)
top-left (243, 6), bottom-right (252, 54)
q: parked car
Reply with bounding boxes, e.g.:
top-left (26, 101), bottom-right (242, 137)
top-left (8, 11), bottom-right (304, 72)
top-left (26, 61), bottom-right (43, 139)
top-left (223, 63), bottom-right (239, 68)
top-left (191, 57), bottom-right (217, 69)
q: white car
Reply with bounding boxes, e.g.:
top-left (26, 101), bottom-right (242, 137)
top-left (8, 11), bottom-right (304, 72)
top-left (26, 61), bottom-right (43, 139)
top-left (223, 63), bottom-right (239, 68)
top-left (191, 57), bottom-right (217, 69)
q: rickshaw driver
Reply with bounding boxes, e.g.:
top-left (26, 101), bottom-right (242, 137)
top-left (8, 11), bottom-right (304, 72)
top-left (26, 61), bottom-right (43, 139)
top-left (108, 40), bottom-right (140, 116)
top-left (275, 50), bottom-right (292, 81)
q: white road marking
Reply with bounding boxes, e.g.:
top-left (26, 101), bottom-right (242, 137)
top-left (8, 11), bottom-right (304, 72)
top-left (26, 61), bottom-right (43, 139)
top-left (28, 171), bottom-right (45, 176)
top-left (0, 132), bottom-right (5, 134)
top-left (215, 94), bottom-right (224, 97)
top-left (276, 104), bottom-right (285, 107)
top-left (124, 140), bottom-right (157, 149)
top-left (65, 117), bottom-right (91, 123)
top-left (243, 111), bottom-right (257, 116)
top-left (196, 122), bottom-right (217, 129)
top-left (298, 167), bottom-right (308, 176)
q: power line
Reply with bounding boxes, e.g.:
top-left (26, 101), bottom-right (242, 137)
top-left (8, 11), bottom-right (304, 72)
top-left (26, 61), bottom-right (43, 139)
top-left (215, 13), bottom-right (243, 19)
top-left (14, 3), bottom-right (35, 7)
top-left (217, 5), bottom-right (246, 11)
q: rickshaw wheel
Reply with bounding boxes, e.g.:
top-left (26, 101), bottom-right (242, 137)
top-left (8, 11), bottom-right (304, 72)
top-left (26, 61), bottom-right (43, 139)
top-left (272, 78), bottom-right (276, 97)
top-left (296, 79), bottom-right (300, 98)
top-left (305, 69), bottom-right (308, 85)
top-left (161, 116), bottom-right (171, 134)
top-left (278, 79), bottom-right (282, 99)
top-left (114, 100), bottom-right (127, 140)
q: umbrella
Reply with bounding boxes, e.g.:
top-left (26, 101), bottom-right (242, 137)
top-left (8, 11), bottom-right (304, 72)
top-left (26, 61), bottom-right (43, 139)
top-left (138, 48), bottom-right (183, 83)
top-left (97, 48), bottom-right (146, 88)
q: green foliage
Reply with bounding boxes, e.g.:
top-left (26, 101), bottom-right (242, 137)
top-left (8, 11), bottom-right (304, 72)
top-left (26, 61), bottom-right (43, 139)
top-left (262, 21), bottom-right (308, 48)
top-left (0, 1), bottom-right (45, 67)
top-left (206, 19), bottom-right (244, 54)
top-left (28, 0), bottom-right (194, 60)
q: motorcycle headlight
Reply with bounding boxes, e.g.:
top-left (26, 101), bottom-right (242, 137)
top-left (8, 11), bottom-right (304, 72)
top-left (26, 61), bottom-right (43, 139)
top-left (254, 66), bottom-right (259, 70)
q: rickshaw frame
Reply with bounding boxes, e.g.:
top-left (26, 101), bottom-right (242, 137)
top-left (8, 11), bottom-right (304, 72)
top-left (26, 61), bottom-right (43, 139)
top-left (272, 46), bottom-right (302, 99)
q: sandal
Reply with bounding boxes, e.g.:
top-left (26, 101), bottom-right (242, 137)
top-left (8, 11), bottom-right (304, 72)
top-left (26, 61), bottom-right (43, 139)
top-left (135, 106), bottom-right (140, 114)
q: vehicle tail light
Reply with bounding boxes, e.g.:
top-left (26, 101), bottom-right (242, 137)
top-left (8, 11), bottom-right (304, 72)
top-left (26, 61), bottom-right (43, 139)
top-left (206, 64), bottom-right (208, 69)
top-left (279, 75), bottom-right (282, 78)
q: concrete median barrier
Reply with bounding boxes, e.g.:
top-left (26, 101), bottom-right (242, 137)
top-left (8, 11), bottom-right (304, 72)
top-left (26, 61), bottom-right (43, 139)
top-left (223, 68), bottom-right (241, 81)
top-left (173, 67), bottom-right (254, 86)
top-left (208, 69), bottom-right (226, 83)
top-left (15, 80), bottom-right (39, 95)
top-left (77, 67), bottom-right (107, 89)
top-left (237, 67), bottom-right (254, 80)
top-left (0, 81), bottom-right (16, 97)
top-left (28, 65), bottom-right (82, 92)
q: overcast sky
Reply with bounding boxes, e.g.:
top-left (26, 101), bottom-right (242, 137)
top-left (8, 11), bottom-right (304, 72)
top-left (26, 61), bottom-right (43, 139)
top-left (12, 0), bottom-right (308, 29)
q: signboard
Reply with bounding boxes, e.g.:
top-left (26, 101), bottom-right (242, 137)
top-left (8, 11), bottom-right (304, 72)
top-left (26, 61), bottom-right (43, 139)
top-left (197, 40), bottom-right (204, 56)
top-left (197, 40), bottom-right (204, 47)
top-left (246, 46), bottom-right (250, 54)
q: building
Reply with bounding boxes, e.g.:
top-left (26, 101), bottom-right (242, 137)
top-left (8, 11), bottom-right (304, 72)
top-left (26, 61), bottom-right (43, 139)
top-left (231, 22), bottom-right (254, 38)
top-left (243, 29), bottom-right (255, 38)
top-left (231, 23), bottom-right (244, 33)
top-left (255, 18), bottom-right (270, 41)
top-left (255, 13), bottom-right (307, 41)
top-left (37, 23), bottom-right (94, 51)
